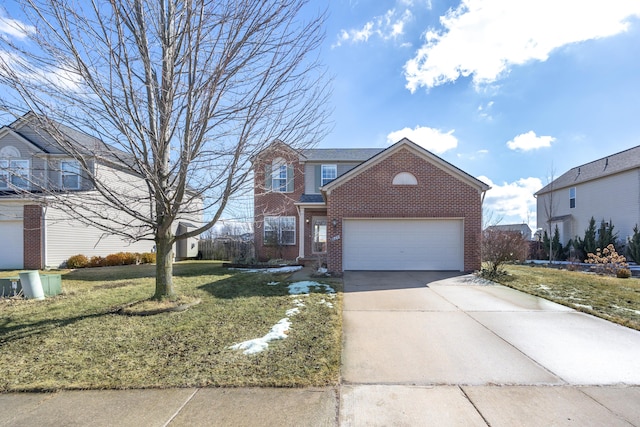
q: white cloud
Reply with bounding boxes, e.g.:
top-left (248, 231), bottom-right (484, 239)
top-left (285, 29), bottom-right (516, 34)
top-left (404, 0), bottom-right (640, 91)
top-left (0, 12), bottom-right (34, 39)
top-left (507, 131), bottom-right (555, 151)
top-left (387, 125), bottom-right (457, 153)
top-left (333, 7), bottom-right (413, 47)
top-left (479, 175), bottom-right (542, 229)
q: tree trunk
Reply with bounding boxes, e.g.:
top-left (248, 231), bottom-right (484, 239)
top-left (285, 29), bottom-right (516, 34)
top-left (154, 232), bottom-right (175, 299)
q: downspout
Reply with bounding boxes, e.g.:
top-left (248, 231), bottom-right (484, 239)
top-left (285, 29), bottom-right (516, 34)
top-left (42, 204), bottom-right (47, 269)
top-left (296, 205), bottom-right (305, 262)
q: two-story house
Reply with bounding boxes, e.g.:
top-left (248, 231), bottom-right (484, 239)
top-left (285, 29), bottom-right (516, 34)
top-left (0, 112), bottom-right (200, 270)
top-left (535, 145), bottom-right (640, 247)
top-left (253, 138), bottom-right (490, 273)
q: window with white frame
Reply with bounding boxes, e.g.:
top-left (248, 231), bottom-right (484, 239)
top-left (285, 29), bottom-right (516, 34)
top-left (61, 160), bottom-right (81, 189)
top-left (0, 159), bottom-right (29, 189)
top-left (321, 164), bottom-right (337, 186)
top-left (264, 216), bottom-right (296, 246)
top-left (569, 187), bottom-right (576, 209)
top-left (271, 158), bottom-right (289, 192)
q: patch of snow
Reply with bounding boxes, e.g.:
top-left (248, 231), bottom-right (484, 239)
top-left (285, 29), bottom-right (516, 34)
top-left (291, 298), bottom-right (306, 307)
top-left (232, 266), bottom-right (303, 274)
top-left (539, 284), bottom-right (550, 290)
top-left (286, 307), bottom-right (300, 316)
top-left (572, 303), bottom-right (593, 310)
top-left (229, 318), bottom-right (291, 355)
top-left (612, 305), bottom-right (640, 315)
top-left (318, 298), bottom-right (334, 308)
top-left (288, 281), bottom-right (335, 295)
top-left (267, 281), bottom-right (280, 286)
top-left (229, 280), bottom-right (336, 356)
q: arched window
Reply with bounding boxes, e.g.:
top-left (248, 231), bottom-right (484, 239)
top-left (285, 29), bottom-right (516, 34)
top-left (392, 172), bottom-right (417, 185)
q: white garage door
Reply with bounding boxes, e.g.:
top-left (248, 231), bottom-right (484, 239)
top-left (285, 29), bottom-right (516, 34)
top-left (343, 219), bottom-right (463, 271)
top-left (0, 220), bottom-right (24, 269)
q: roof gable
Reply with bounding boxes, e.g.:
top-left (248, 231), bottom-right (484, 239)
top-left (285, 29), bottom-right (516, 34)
top-left (321, 138), bottom-right (490, 193)
top-left (536, 144), bottom-right (640, 195)
top-left (0, 126), bottom-right (47, 154)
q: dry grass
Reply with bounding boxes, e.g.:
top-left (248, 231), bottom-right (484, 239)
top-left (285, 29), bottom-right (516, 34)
top-left (0, 262), bottom-right (342, 391)
top-left (493, 264), bottom-right (640, 330)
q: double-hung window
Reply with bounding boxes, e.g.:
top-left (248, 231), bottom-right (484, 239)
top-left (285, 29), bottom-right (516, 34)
top-left (0, 159), bottom-right (29, 189)
top-left (321, 164), bottom-right (337, 186)
top-left (272, 164), bottom-right (288, 192)
top-left (264, 216), bottom-right (296, 246)
top-left (268, 158), bottom-right (292, 193)
top-left (569, 187), bottom-right (576, 209)
top-left (61, 160), bottom-right (81, 189)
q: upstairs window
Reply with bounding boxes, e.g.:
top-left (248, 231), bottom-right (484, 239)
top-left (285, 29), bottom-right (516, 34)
top-left (569, 187), bottom-right (576, 209)
top-left (266, 158), bottom-right (293, 193)
top-left (61, 160), bottom-right (81, 189)
top-left (0, 159), bottom-right (29, 189)
top-left (321, 164), bottom-right (337, 186)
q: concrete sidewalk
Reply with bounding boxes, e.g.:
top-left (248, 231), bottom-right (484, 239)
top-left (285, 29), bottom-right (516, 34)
top-left (2, 271), bottom-right (640, 426)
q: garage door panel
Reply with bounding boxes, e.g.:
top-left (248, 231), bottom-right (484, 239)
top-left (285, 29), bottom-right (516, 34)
top-left (0, 221), bottom-right (24, 269)
top-left (343, 219), bottom-right (463, 271)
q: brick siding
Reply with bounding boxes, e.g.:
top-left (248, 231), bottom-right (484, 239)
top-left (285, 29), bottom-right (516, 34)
top-left (325, 147), bottom-right (483, 273)
top-left (23, 204), bottom-right (43, 269)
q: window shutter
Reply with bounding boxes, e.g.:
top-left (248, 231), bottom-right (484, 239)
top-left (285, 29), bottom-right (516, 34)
top-left (315, 165), bottom-right (321, 192)
top-left (286, 164), bottom-right (294, 192)
top-left (265, 164), bottom-right (272, 190)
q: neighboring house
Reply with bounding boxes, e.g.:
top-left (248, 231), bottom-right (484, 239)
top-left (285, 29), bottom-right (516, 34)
top-left (485, 223), bottom-right (532, 240)
top-left (0, 112), bottom-right (200, 270)
top-left (535, 145), bottom-right (640, 246)
top-left (253, 138), bottom-right (490, 273)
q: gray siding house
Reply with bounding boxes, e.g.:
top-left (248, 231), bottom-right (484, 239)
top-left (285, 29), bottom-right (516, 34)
top-left (535, 145), bottom-right (640, 246)
top-left (0, 112), bottom-right (201, 269)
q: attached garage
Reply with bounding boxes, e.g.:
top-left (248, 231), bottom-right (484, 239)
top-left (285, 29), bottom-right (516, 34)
top-left (0, 220), bottom-right (24, 270)
top-left (342, 218), bottom-right (464, 271)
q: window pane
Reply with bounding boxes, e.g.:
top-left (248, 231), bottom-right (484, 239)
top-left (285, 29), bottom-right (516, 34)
top-left (10, 160), bottom-right (29, 188)
top-left (272, 164), bottom-right (287, 192)
top-left (321, 165), bottom-right (337, 186)
top-left (61, 161), bottom-right (80, 189)
top-left (0, 160), bottom-right (7, 188)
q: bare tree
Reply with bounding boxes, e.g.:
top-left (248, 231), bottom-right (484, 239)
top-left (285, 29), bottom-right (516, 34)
top-left (539, 165), bottom-right (558, 263)
top-left (481, 228), bottom-right (529, 277)
top-left (0, 0), bottom-right (331, 298)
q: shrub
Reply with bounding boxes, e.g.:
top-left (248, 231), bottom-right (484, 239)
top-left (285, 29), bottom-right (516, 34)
top-left (616, 268), bottom-right (631, 279)
top-left (626, 224), bottom-right (640, 264)
top-left (140, 252), bottom-right (156, 264)
top-left (585, 244), bottom-right (628, 276)
top-left (89, 256), bottom-right (106, 267)
top-left (104, 253), bottom-right (125, 266)
top-left (66, 254), bottom-right (89, 269)
top-left (481, 228), bottom-right (529, 276)
top-left (120, 252), bottom-right (138, 265)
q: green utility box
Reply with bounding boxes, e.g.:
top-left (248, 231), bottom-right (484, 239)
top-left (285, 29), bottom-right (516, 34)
top-left (0, 273), bottom-right (62, 297)
top-left (40, 274), bottom-right (62, 296)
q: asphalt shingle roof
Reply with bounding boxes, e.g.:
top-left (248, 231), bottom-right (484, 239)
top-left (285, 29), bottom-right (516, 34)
top-left (536, 145), bottom-right (640, 195)
top-left (300, 148), bottom-right (384, 162)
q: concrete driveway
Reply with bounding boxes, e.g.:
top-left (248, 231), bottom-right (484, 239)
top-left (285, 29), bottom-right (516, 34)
top-left (340, 271), bottom-right (640, 426)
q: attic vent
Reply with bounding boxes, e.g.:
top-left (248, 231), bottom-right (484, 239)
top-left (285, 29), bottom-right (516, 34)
top-left (604, 158), bottom-right (609, 169)
top-left (0, 146), bottom-right (20, 158)
top-left (392, 172), bottom-right (418, 185)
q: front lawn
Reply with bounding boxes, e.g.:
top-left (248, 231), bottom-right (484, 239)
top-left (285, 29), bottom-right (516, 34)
top-left (0, 262), bottom-right (342, 392)
top-left (492, 264), bottom-right (640, 330)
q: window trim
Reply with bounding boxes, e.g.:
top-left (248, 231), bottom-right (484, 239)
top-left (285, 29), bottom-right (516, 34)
top-left (321, 164), bottom-right (337, 186)
top-left (61, 160), bottom-right (81, 190)
top-left (0, 159), bottom-right (30, 189)
top-left (263, 216), bottom-right (296, 246)
top-left (569, 187), bottom-right (576, 209)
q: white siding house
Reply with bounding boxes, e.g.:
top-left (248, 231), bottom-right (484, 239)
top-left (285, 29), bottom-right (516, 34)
top-left (535, 145), bottom-right (640, 246)
top-left (0, 112), bottom-right (202, 270)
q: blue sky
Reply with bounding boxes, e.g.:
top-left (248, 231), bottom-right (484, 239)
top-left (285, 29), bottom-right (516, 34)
top-left (2, 1), bottom-right (640, 231)
top-left (318, 0), bottom-right (640, 230)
